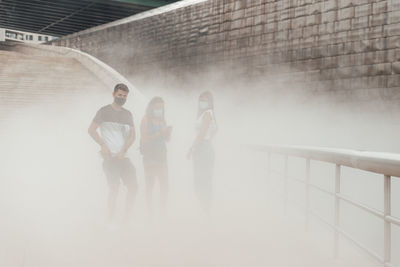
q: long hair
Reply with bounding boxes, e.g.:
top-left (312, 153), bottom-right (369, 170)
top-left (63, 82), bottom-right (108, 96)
top-left (146, 96), bottom-right (165, 122)
top-left (197, 91), bottom-right (215, 118)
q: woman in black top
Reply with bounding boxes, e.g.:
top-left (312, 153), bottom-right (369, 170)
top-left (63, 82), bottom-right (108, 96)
top-left (140, 97), bottom-right (172, 217)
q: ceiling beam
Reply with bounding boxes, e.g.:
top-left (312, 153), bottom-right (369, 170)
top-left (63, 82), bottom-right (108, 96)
top-left (0, 1), bottom-right (139, 19)
top-left (38, 2), bottom-right (94, 32)
top-left (89, 0), bottom-right (174, 8)
top-left (0, 14), bottom-right (107, 29)
top-left (0, 0), bottom-right (178, 36)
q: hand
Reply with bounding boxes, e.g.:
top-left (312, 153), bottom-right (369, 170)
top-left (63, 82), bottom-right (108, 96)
top-left (115, 150), bottom-right (126, 160)
top-left (163, 126), bottom-right (173, 139)
top-left (100, 144), bottom-right (111, 159)
top-left (161, 125), bottom-right (172, 134)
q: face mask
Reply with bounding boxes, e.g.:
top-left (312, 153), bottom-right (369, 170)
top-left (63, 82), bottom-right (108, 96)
top-left (153, 109), bottom-right (163, 118)
top-left (199, 101), bottom-right (209, 109)
top-left (115, 97), bottom-right (126, 106)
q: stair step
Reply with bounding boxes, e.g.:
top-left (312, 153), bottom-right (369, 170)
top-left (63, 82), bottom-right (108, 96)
top-left (0, 48), bottom-right (108, 119)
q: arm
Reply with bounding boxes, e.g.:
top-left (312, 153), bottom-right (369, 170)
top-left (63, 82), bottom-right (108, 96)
top-left (191, 112), bottom-right (211, 149)
top-left (187, 113), bottom-right (211, 159)
top-left (88, 121), bottom-right (104, 145)
top-left (115, 125), bottom-right (136, 160)
top-left (119, 124), bottom-right (136, 154)
top-left (88, 121), bottom-right (110, 158)
top-left (164, 125), bottom-right (172, 142)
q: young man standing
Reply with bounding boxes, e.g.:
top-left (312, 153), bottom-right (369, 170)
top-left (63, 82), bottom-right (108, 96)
top-left (88, 83), bottom-right (137, 223)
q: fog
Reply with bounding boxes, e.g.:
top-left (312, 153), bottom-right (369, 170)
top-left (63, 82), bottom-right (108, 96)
top-left (0, 57), bottom-right (399, 267)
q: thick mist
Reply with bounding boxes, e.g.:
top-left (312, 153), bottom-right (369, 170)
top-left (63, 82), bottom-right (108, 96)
top-left (0, 62), bottom-right (399, 267)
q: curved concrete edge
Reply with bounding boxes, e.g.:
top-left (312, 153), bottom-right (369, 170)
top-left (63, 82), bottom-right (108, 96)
top-left (15, 43), bottom-right (147, 117)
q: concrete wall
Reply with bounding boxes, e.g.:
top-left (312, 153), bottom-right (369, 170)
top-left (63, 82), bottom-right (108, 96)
top-left (51, 0), bottom-right (400, 107)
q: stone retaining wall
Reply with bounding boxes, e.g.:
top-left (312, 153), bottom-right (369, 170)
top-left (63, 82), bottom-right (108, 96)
top-left (51, 0), bottom-right (400, 107)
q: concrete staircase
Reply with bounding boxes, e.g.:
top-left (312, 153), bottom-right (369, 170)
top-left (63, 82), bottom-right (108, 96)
top-left (0, 42), bottom-right (108, 122)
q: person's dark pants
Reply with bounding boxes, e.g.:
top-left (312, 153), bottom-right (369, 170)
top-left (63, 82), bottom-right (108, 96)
top-left (103, 157), bottom-right (137, 220)
top-left (192, 141), bottom-right (214, 212)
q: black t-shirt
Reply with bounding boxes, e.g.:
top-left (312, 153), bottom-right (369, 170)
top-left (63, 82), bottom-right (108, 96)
top-left (93, 104), bottom-right (133, 126)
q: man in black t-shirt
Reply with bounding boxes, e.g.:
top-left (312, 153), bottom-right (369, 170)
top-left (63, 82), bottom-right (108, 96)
top-left (88, 83), bottom-right (137, 223)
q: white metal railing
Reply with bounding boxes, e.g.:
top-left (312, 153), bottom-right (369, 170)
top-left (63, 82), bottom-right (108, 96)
top-left (248, 144), bottom-right (400, 267)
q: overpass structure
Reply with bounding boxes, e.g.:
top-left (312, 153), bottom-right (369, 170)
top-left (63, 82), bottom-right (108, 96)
top-left (0, 0), bottom-right (179, 36)
top-left (0, 0), bottom-right (400, 266)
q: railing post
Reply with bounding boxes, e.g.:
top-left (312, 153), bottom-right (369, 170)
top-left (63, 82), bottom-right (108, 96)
top-left (284, 154), bottom-right (288, 215)
top-left (305, 158), bottom-right (310, 231)
top-left (265, 152), bottom-right (271, 200)
top-left (266, 152), bottom-right (271, 181)
top-left (384, 175), bottom-right (391, 266)
top-left (334, 164), bottom-right (341, 258)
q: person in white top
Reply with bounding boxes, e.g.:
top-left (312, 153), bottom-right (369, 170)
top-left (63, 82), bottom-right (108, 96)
top-left (88, 83), bottom-right (137, 224)
top-left (187, 91), bottom-right (217, 212)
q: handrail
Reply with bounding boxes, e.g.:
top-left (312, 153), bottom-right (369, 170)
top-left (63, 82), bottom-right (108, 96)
top-left (247, 144), bottom-right (399, 267)
top-left (247, 144), bottom-right (400, 178)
